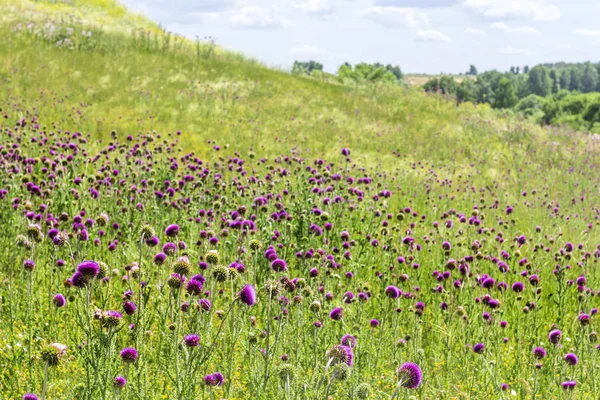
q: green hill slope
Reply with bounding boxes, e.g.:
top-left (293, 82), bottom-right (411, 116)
top-left (2, 0), bottom-right (595, 175)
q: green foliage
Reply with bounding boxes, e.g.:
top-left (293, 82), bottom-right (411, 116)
top-left (421, 61), bottom-right (600, 133)
top-left (292, 60), bottom-right (323, 75)
top-left (515, 94), bottom-right (544, 118)
top-left (456, 79), bottom-right (478, 103)
top-left (527, 66), bottom-right (552, 97)
top-left (2, 2), bottom-right (600, 400)
top-left (493, 78), bottom-right (518, 109)
top-left (338, 62), bottom-right (402, 85)
top-left (422, 75), bottom-right (459, 96)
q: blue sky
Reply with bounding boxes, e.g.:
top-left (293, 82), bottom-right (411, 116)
top-left (120, 0), bottom-right (600, 74)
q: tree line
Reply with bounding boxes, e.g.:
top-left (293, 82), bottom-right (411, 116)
top-left (292, 60), bottom-right (404, 85)
top-left (423, 62), bottom-right (600, 133)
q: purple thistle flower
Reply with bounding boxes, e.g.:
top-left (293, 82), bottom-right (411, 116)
top-left (239, 284), bottom-right (257, 306)
top-left (154, 252), bottom-right (167, 265)
top-left (579, 313), bottom-right (591, 325)
top-left (561, 380), bottom-right (577, 390)
top-left (204, 372), bottom-right (224, 387)
top-left (162, 242), bottom-right (177, 255)
top-left (549, 329), bottom-right (562, 345)
top-left (145, 236), bottom-right (160, 247)
top-left (23, 394), bottom-right (39, 400)
top-left (114, 376), bottom-right (127, 390)
top-left (52, 293), bottom-right (66, 308)
top-left (341, 334), bottom-right (357, 348)
top-left (122, 301), bottom-right (137, 315)
top-left (199, 298), bottom-right (211, 312)
top-left (396, 362), bottom-right (423, 389)
top-left (186, 279), bottom-right (204, 296)
top-left (184, 334), bottom-right (200, 347)
top-left (270, 259), bottom-right (288, 272)
top-left (564, 353), bottom-right (578, 366)
top-left (77, 260), bottom-right (100, 278)
top-left (23, 259), bottom-right (35, 272)
top-left (385, 285), bottom-right (401, 299)
top-left (119, 347), bottom-right (138, 363)
top-left (473, 343), bottom-right (485, 354)
top-left (71, 271), bottom-right (88, 288)
top-left (370, 319), bottom-right (380, 327)
top-left (533, 347), bottom-right (546, 359)
top-left (330, 307), bottom-right (343, 321)
top-left (511, 282), bottom-right (524, 293)
top-left (165, 224), bottom-right (180, 237)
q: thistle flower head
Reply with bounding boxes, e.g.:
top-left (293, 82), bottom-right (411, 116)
top-left (41, 343), bottom-right (67, 366)
top-left (165, 224), bottom-right (180, 237)
top-left (326, 345), bottom-right (353, 366)
top-left (211, 264), bottom-right (230, 282)
top-left (184, 334), bottom-right (200, 347)
top-left (330, 363), bottom-right (351, 381)
top-left (101, 310), bottom-right (123, 328)
top-left (533, 346), bottom-right (546, 359)
top-left (330, 307), bottom-right (343, 321)
top-left (276, 364), bottom-right (297, 383)
top-left (52, 293), bottom-right (66, 308)
top-left (205, 250), bottom-right (220, 265)
top-left (396, 362), bottom-right (423, 389)
top-left (239, 284), bottom-right (257, 306)
top-left (549, 329), bottom-right (562, 344)
top-left (141, 224), bottom-right (156, 238)
top-left (354, 383), bottom-right (372, 399)
top-left (341, 334), bottom-right (357, 348)
top-left (77, 260), bottom-right (100, 278)
top-left (114, 375), bottom-right (127, 390)
top-left (119, 347), bottom-right (138, 363)
top-left (172, 257), bottom-right (191, 276)
top-left (204, 372), bottom-right (224, 387)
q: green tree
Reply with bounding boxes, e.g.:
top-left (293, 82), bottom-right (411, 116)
top-left (582, 100), bottom-right (600, 128)
top-left (549, 69), bottom-right (560, 93)
top-left (423, 75), bottom-right (458, 96)
top-left (569, 68), bottom-right (582, 91)
top-left (493, 77), bottom-right (518, 109)
top-left (516, 94), bottom-right (544, 117)
top-left (559, 69), bottom-right (571, 92)
top-left (523, 65), bottom-right (530, 74)
top-left (292, 60), bottom-right (323, 75)
top-left (527, 66), bottom-right (552, 97)
top-left (456, 79), bottom-right (478, 103)
top-left (467, 65), bottom-right (478, 75)
top-left (581, 64), bottom-right (598, 93)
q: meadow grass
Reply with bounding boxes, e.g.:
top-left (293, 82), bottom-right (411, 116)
top-left (0, 1), bottom-right (599, 399)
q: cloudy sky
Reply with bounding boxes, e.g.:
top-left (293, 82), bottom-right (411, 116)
top-left (120, 0), bottom-right (600, 74)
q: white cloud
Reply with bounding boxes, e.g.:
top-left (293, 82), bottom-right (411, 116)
top-left (491, 22), bottom-right (539, 35)
top-left (463, 0), bottom-right (560, 21)
top-left (415, 29), bottom-right (450, 42)
top-left (465, 27), bottom-right (487, 36)
top-left (229, 7), bottom-right (290, 30)
top-left (360, 7), bottom-right (429, 29)
top-left (498, 47), bottom-right (535, 55)
top-left (290, 45), bottom-right (330, 55)
top-left (574, 29), bottom-right (600, 37)
top-left (376, 0), bottom-right (460, 7)
top-left (294, 0), bottom-right (337, 15)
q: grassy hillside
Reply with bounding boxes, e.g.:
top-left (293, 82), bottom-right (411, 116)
top-left (2, 1), bottom-right (600, 399)
top-left (2, 0), bottom-right (593, 171)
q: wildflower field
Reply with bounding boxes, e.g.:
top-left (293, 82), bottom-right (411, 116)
top-left (1, 1), bottom-right (600, 399)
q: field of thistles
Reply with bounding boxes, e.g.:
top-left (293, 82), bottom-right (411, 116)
top-left (1, 1), bottom-right (600, 399)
